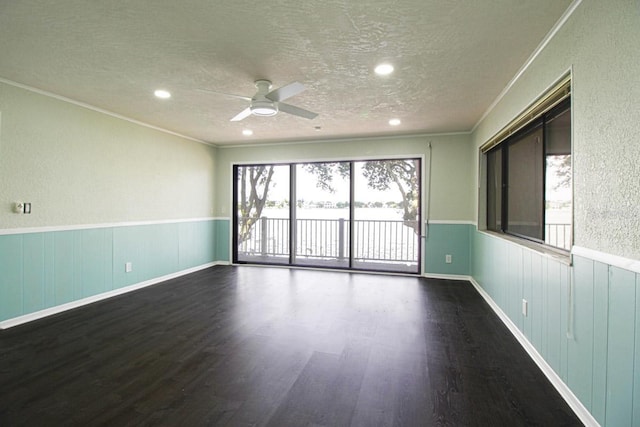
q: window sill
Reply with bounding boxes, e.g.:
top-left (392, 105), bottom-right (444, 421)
top-left (478, 229), bottom-right (572, 266)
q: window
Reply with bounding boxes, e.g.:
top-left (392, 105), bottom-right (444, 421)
top-left (484, 80), bottom-right (571, 251)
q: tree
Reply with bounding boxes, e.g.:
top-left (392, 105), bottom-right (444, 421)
top-left (360, 160), bottom-right (420, 234)
top-left (547, 154), bottom-right (571, 190)
top-left (237, 165), bottom-right (275, 244)
top-left (303, 160), bottom-right (420, 234)
top-left (237, 160), bottom-right (422, 244)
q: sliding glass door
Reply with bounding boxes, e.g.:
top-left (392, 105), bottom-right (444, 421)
top-left (353, 160), bottom-right (420, 273)
top-left (293, 162), bottom-right (351, 269)
top-left (235, 164), bottom-right (290, 265)
top-left (233, 158), bottom-right (420, 274)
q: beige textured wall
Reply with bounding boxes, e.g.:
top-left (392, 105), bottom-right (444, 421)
top-left (471, 0), bottom-right (640, 260)
top-left (0, 82), bottom-right (216, 229)
top-left (215, 134), bottom-right (474, 221)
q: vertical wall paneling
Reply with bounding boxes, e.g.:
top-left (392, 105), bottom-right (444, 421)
top-left (475, 233), bottom-right (490, 291)
top-left (178, 222), bottom-right (198, 270)
top-left (559, 263), bottom-right (570, 382)
top-left (53, 231), bottom-right (75, 305)
top-left (633, 273), bottom-right (640, 427)
top-left (545, 259), bottom-right (562, 376)
top-left (0, 219), bottom-right (218, 323)
top-left (44, 232), bottom-right (56, 309)
top-left (178, 220), bottom-right (215, 270)
top-left (605, 266), bottom-right (636, 427)
top-left (507, 246), bottom-right (523, 329)
top-left (80, 228), bottom-right (111, 298)
top-left (568, 255), bottom-right (594, 411)
top-left (0, 235), bottom-right (24, 319)
top-left (139, 223), bottom-right (179, 280)
top-left (540, 255), bottom-right (549, 361)
top-left (112, 225), bottom-right (140, 289)
top-left (22, 233), bottom-right (45, 314)
top-left (73, 231), bottom-right (83, 300)
top-left (423, 223), bottom-right (471, 276)
top-left (104, 228), bottom-right (114, 293)
top-left (490, 234), bottom-right (508, 308)
top-left (522, 251), bottom-right (533, 340)
top-left (215, 219), bottom-right (230, 262)
top-left (530, 255), bottom-right (543, 352)
top-left (591, 260), bottom-right (609, 425)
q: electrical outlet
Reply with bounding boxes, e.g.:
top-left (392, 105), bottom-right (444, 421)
top-left (522, 299), bottom-right (528, 316)
top-left (445, 254), bottom-right (452, 264)
top-left (125, 262), bottom-right (133, 273)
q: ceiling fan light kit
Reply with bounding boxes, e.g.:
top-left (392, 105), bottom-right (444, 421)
top-left (250, 99), bottom-right (278, 117)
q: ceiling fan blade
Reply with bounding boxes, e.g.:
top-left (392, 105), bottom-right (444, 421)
top-left (197, 88), bottom-right (251, 101)
top-left (266, 82), bottom-right (306, 102)
top-left (277, 102), bottom-right (318, 120)
top-left (230, 108), bottom-right (252, 121)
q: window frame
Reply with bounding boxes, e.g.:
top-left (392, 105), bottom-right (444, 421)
top-left (481, 77), bottom-right (572, 252)
top-left (500, 120), bottom-right (546, 244)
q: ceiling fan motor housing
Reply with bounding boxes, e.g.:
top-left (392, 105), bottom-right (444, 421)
top-left (250, 80), bottom-right (278, 116)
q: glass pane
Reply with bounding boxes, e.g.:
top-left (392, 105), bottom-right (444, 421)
top-left (545, 106), bottom-right (572, 250)
top-left (294, 162), bottom-right (350, 268)
top-left (486, 148), bottom-right (502, 231)
top-left (236, 165), bottom-right (290, 264)
top-left (506, 127), bottom-right (544, 240)
top-left (353, 159), bottom-right (420, 273)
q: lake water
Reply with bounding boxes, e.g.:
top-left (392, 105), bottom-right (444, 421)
top-left (262, 207), bottom-right (572, 224)
top-left (262, 207), bottom-right (406, 221)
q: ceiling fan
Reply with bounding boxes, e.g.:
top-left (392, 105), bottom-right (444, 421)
top-left (202, 80), bottom-right (318, 122)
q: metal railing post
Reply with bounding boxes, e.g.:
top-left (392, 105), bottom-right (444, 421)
top-left (338, 218), bottom-right (345, 260)
top-left (261, 217), bottom-right (268, 256)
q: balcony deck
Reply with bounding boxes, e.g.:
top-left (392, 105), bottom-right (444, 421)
top-left (238, 254), bottom-right (420, 274)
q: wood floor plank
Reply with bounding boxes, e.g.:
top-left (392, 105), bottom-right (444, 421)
top-left (0, 266), bottom-right (582, 426)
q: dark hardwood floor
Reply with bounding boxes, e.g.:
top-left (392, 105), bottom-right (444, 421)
top-left (0, 266), bottom-right (582, 426)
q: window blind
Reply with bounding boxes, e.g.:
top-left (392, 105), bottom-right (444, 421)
top-left (480, 75), bottom-right (571, 154)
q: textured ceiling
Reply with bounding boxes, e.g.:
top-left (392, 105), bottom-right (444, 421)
top-left (0, 1), bottom-right (572, 145)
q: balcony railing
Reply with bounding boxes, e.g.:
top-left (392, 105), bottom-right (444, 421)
top-left (238, 217), bottom-right (419, 264)
top-left (545, 223), bottom-right (571, 251)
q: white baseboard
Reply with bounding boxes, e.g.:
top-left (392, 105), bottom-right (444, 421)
top-left (0, 261), bottom-right (223, 330)
top-left (468, 277), bottom-right (599, 427)
top-left (422, 273), bottom-right (472, 281)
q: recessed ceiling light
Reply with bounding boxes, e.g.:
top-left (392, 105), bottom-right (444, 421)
top-left (242, 129), bottom-right (253, 136)
top-left (154, 89), bottom-right (171, 99)
top-left (374, 63), bottom-right (394, 76)
top-left (389, 118), bottom-right (401, 126)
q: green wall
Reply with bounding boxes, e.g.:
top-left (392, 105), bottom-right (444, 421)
top-left (424, 223), bottom-right (472, 276)
top-left (0, 81), bottom-right (217, 229)
top-left (215, 135), bottom-right (475, 275)
top-left (215, 134), bottom-right (474, 222)
top-left (0, 81), bottom-right (223, 325)
top-left (0, 219), bottom-right (223, 323)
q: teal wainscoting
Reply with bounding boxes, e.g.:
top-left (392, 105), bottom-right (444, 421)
top-left (0, 219), bottom-right (223, 324)
top-left (214, 219), bottom-right (231, 263)
top-left (471, 229), bottom-right (640, 427)
top-left (424, 222), bottom-right (472, 276)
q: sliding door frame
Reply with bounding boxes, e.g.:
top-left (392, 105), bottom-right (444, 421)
top-left (231, 155), bottom-right (425, 275)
